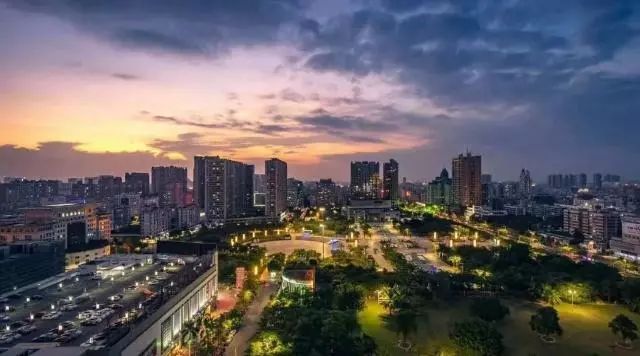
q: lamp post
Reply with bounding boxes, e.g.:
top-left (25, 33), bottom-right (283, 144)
top-left (569, 289), bottom-right (575, 305)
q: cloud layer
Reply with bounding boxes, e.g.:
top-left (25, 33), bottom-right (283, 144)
top-left (1, 0), bottom-right (639, 181)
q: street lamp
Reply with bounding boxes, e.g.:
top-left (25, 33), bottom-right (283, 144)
top-left (319, 224), bottom-right (325, 236)
top-left (50, 304), bottom-right (55, 310)
top-left (25, 297), bottom-right (30, 303)
top-left (569, 289), bottom-right (576, 305)
top-left (433, 232), bottom-right (437, 241)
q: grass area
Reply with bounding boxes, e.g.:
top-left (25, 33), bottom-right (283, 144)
top-left (358, 298), bottom-right (640, 355)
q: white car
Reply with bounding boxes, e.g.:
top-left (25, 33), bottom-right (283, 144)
top-left (42, 312), bottom-right (61, 320)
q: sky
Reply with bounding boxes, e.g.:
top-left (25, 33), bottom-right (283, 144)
top-left (0, 0), bottom-right (639, 183)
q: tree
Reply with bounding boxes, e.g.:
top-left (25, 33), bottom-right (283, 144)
top-left (541, 284), bottom-right (562, 305)
top-left (450, 320), bottom-right (504, 356)
top-left (609, 314), bottom-right (638, 347)
top-left (332, 283), bottom-right (365, 311)
top-left (469, 298), bottom-right (510, 322)
top-left (529, 306), bottom-right (562, 341)
top-left (386, 308), bottom-right (418, 348)
top-left (250, 331), bottom-right (293, 356)
top-left (180, 320), bottom-right (199, 356)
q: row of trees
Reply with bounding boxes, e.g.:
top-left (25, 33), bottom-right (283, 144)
top-left (437, 241), bottom-right (640, 311)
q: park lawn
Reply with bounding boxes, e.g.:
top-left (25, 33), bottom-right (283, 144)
top-left (358, 298), bottom-right (640, 356)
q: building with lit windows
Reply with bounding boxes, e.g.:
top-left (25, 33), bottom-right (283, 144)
top-left (265, 158), bottom-right (288, 220)
top-left (350, 161), bottom-right (380, 200)
top-left (452, 152), bottom-right (482, 207)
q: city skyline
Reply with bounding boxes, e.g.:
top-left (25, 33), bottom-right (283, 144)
top-left (1, 1), bottom-right (640, 181)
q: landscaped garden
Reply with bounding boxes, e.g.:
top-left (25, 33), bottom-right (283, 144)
top-left (359, 298), bottom-right (640, 355)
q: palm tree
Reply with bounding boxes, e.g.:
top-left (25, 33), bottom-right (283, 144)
top-left (394, 308), bottom-right (418, 348)
top-left (541, 284), bottom-right (562, 305)
top-left (181, 320), bottom-right (199, 356)
top-left (609, 314), bottom-right (638, 347)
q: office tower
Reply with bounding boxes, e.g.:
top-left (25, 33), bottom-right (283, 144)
top-left (194, 156), bottom-right (254, 222)
top-left (265, 158), bottom-right (288, 219)
top-left (253, 174), bottom-right (267, 194)
top-left (518, 169), bottom-right (532, 198)
top-left (125, 172), bottom-right (150, 195)
top-left (286, 178), bottom-right (304, 208)
top-left (382, 159), bottom-right (399, 201)
top-left (151, 166), bottom-right (187, 207)
top-left (350, 161), bottom-right (380, 200)
top-left (578, 173), bottom-right (587, 188)
top-left (480, 174), bottom-right (492, 185)
top-left (593, 173), bottom-right (602, 189)
top-left (317, 179), bottom-right (337, 207)
top-left (452, 152), bottom-right (482, 207)
top-left (426, 168), bottom-right (452, 206)
top-left (193, 157), bottom-right (206, 210)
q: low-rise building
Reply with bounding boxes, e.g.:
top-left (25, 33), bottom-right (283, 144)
top-left (0, 220), bottom-right (66, 244)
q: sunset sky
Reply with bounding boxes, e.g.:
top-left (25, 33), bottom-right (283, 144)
top-left (1, 0), bottom-right (639, 182)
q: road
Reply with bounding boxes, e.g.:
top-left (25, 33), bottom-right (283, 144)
top-left (367, 229), bottom-right (394, 272)
top-left (224, 283), bottom-right (278, 356)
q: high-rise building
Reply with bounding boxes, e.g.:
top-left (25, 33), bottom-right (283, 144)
top-left (350, 161), bottom-right (380, 200)
top-left (194, 156), bottom-right (254, 222)
top-left (193, 157), bottom-right (206, 210)
top-left (382, 159), bottom-right (399, 201)
top-left (317, 179), bottom-right (337, 207)
top-left (426, 168), bottom-right (452, 206)
top-left (286, 178), bottom-right (304, 208)
top-left (452, 152), bottom-right (482, 207)
top-left (265, 158), bottom-right (288, 220)
top-left (124, 172), bottom-right (149, 195)
top-left (593, 173), bottom-right (602, 189)
top-left (518, 169), bottom-right (532, 198)
top-left (480, 174), bottom-right (492, 185)
top-left (151, 166), bottom-right (188, 207)
top-left (604, 174), bottom-right (621, 183)
top-left (578, 173), bottom-right (587, 188)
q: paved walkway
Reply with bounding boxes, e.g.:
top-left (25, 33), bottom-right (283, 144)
top-left (224, 283), bottom-right (278, 356)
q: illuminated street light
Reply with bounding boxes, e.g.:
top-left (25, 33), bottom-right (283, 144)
top-left (473, 239), bottom-right (477, 247)
top-left (433, 232), bottom-right (437, 241)
top-left (264, 230), bottom-right (268, 237)
top-left (29, 313), bottom-right (34, 321)
top-left (75, 277), bottom-right (79, 282)
top-left (449, 240), bottom-right (453, 248)
top-left (68, 296), bottom-right (73, 302)
top-left (25, 297), bottom-right (30, 303)
top-left (4, 305), bottom-right (9, 312)
top-left (58, 283), bottom-right (63, 289)
top-left (50, 304), bottom-right (55, 310)
top-left (242, 233), bottom-right (246, 241)
top-left (58, 324), bottom-right (63, 332)
top-left (5, 325), bottom-right (9, 332)
top-left (320, 224), bottom-right (325, 236)
top-left (155, 271), bottom-right (158, 276)
top-left (146, 276), bottom-right (149, 281)
top-left (569, 289), bottom-right (576, 305)
top-left (95, 303), bottom-right (100, 310)
top-left (254, 265), bottom-right (259, 276)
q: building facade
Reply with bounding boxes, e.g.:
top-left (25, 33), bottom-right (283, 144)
top-left (265, 158), bottom-right (288, 220)
top-left (350, 161), bottom-right (380, 200)
top-left (426, 169), bottom-right (453, 206)
top-left (452, 152), bottom-right (482, 207)
top-left (194, 156), bottom-right (254, 222)
top-left (610, 214), bottom-right (640, 261)
top-left (382, 159), bottom-right (399, 201)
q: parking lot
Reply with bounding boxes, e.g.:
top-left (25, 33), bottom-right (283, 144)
top-left (0, 257), bottom-right (186, 349)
